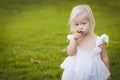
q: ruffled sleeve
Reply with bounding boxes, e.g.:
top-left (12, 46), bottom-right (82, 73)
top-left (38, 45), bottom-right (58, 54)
top-left (67, 34), bottom-right (74, 41)
top-left (101, 34), bottom-right (109, 45)
top-left (97, 34), bottom-right (109, 46)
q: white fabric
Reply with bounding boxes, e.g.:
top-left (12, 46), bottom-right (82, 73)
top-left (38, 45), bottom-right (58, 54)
top-left (67, 34), bottom-right (74, 41)
top-left (60, 34), bottom-right (110, 80)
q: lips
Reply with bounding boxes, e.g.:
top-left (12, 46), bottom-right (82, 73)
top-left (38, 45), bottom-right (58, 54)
top-left (77, 31), bottom-right (84, 35)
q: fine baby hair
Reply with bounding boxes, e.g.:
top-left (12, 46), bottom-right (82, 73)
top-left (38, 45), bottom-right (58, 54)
top-left (69, 5), bottom-right (95, 32)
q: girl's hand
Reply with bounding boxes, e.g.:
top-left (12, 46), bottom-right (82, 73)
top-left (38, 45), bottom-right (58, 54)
top-left (73, 31), bottom-right (83, 40)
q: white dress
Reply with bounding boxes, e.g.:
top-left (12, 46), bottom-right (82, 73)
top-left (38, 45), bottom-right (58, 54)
top-left (60, 34), bottom-right (110, 80)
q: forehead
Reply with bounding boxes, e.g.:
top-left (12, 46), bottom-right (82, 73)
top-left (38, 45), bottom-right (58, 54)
top-left (73, 16), bottom-right (89, 23)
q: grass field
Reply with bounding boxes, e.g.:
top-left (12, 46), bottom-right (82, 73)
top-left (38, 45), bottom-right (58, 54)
top-left (0, 0), bottom-right (120, 80)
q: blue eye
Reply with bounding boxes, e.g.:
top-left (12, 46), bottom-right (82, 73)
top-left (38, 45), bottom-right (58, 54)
top-left (75, 23), bottom-right (79, 26)
top-left (82, 22), bottom-right (86, 25)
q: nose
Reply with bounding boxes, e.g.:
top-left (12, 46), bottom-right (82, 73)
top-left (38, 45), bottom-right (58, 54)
top-left (78, 25), bottom-right (83, 29)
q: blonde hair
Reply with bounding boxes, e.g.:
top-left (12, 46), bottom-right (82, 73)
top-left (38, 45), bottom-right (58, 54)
top-left (69, 5), bottom-right (95, 32)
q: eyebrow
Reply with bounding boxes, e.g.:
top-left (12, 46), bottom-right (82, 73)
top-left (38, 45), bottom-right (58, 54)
top-left (74, 19), bottom-right (88, 23)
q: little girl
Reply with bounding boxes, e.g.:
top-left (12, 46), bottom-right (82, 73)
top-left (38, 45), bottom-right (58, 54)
top-left (60, 5), bottom-right (110, 80)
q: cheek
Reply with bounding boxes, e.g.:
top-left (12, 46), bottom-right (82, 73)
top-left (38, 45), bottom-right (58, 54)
top-left (86, 23), bottom-right (90, 27)
top-left (74, 26), bottom-right (78, 30)
top-left (84, 25), bottom-right (90, 31)
top-left (72, 26), bottom-right (77, 32)
top-left (86, 24), bottom-right (90, 29)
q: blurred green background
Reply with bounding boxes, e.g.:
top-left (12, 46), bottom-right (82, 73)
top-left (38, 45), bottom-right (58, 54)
top-left (0, 0), bottom-right (120, 80)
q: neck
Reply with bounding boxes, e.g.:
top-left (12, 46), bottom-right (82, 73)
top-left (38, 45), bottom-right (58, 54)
top-left (84, 32), bottom-right (94, 38)
top-left (77, 32), bottom-right (96, 45)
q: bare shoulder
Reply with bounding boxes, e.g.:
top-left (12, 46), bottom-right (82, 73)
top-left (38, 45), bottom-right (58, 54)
top-left (92, 33), bottom-right (98, 39)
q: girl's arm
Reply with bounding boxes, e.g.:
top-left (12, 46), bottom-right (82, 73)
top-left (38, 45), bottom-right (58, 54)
top-left (100, 43), bottom-right (110, 80)
top-left (66, 38), bottom-right (77, 56)
top-left (67, 32), bottom-right (82, 56)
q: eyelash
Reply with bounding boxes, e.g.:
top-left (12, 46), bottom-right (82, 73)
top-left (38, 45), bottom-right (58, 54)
top-left (75, 23), bottom-right (86, 26)
top-left (75, 24), bottom-right (79, 26)
top-left (82, 23), bottom-right (86, 25)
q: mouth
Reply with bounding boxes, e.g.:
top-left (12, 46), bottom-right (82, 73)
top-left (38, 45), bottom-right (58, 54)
top-left (77, 31), bottom-right (84, 35)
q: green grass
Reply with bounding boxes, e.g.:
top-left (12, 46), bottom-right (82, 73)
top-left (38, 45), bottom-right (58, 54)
top-left (0, 0), bottom-right (120, 80)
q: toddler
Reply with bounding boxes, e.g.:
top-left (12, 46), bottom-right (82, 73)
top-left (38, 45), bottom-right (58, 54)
top-left (60, 4), bottom-right (110, 80)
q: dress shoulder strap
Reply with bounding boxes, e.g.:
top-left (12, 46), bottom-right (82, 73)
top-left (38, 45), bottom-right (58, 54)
top-left (96, 34), bottom-right (109, 46)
